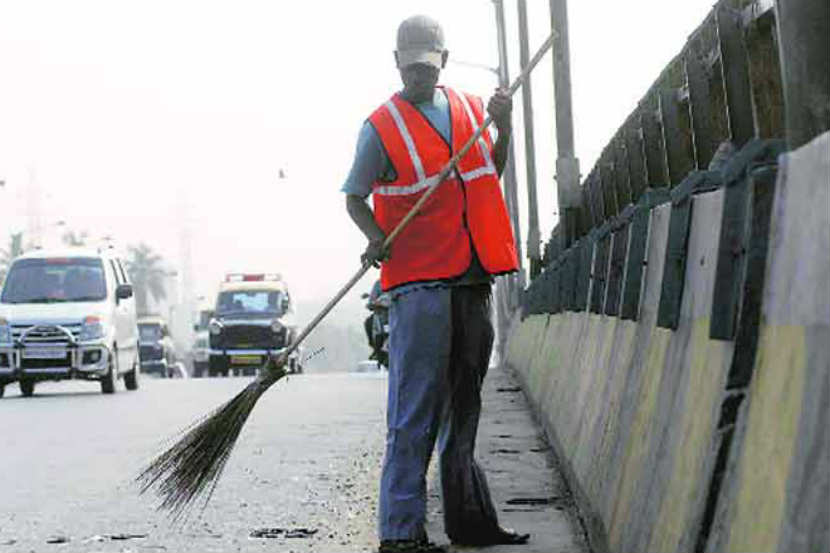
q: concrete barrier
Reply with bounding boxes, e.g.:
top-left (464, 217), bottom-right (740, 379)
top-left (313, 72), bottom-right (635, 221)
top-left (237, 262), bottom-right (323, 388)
top-left (705, 132), bottom-right (830, 553)
top-left (506, 133), bottom-right (829, 552)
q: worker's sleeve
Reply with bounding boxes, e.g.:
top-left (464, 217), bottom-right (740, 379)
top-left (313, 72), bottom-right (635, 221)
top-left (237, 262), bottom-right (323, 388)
top-left (341, 121), bottom-right (396, 199)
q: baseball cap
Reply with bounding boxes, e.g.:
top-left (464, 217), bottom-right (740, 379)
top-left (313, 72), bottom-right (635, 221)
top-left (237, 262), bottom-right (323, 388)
top-left (396, 15), bottom-right (445, 69)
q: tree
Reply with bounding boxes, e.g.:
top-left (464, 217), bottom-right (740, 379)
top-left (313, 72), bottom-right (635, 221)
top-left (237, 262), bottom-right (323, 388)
top-left (0, 232), bottom-right (24, 286)
top-left (62, 230), bottom-right (88, 247)
top-left (125, 243), bottom-right (167, 315)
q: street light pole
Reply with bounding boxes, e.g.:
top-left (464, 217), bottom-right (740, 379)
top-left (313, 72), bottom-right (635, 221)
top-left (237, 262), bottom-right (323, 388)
top-left (517, 0), bottom-right (542, 278)
top-left (493, 0), bottom-right (524, 290)
top-left (550, 0), bottom-right (581, 249)
top-left (492, 0), bottom-right (524, 363)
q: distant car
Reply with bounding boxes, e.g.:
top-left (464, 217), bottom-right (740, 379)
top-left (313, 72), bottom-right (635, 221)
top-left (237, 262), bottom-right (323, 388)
top-left (137, 315), bottom-right (176, 377)
top-left (208, 273), bottom-right (301, 377)
top-left (0, 248), bottom-right (140, 397)
top-left (190, 309), bottom-right (212, 378)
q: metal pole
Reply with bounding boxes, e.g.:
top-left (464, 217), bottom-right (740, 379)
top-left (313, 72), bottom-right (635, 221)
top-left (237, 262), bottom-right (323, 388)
top-left (774, 0), bottom-right (830, 150)
top-left (517, 0), bottom-right (542, 279)
top-left (493, 0), bottom-right (524, 293)
top-left (550, 0), bottom-right (581, 248)
top-left (492, 0), bottom-right (522, 360)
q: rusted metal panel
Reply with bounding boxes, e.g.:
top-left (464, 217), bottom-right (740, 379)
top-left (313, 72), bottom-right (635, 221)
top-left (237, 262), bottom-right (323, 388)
top-left (590, 170), bottom-right (606, 224)
top-left (625, 116), bottom-right (648, 201)
top-left (550, 263), bottom-right (561, 314)
top-left (660, 84), bottom-right (696, 184)
top-left (599, 155), bottom-right (618, 218)
top-left (561, 247), bottom-right (577, 311)
top-left (641, 99), bottom-right (671, 187)
top-left (716, 2), bottom-right (756, 146)
top-left (745, 7), bottom-right (785, 139)
top-left (774, 0), bottom-right (829, 148)
top-left (686, 35), bottom-right (718, 169)
top-left (586, 172), bottom-right (598, 228)
top-left (578, 186), bottom-right (593, 238)
top-left (614, 134), bottom-right (634, 208)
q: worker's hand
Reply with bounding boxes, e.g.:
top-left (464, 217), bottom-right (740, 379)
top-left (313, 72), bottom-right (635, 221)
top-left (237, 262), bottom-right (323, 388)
top-left (361, 238), bottom-right (389, 268)
top-left (487, 88), bottom-right (513, 134)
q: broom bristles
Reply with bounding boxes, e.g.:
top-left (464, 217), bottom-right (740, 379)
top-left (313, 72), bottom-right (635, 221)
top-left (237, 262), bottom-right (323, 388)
top-left (137, 360), bottom-right (286, 520)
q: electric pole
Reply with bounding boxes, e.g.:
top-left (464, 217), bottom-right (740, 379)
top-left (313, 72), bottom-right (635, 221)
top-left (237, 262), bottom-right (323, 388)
top-left (517, 0), bottom-right (542, 278)
top-left (493, 0), bottom-right (524, 292)
top-left (550, 0), bottom-right (581, 248)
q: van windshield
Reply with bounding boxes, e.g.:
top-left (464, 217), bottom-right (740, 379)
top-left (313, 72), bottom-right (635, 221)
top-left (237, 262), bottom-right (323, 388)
top-left (0, 257), bottom-right (107, 304)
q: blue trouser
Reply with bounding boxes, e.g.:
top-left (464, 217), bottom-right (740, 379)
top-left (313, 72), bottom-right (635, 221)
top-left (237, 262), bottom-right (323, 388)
top-left (378, 284), bottom-right (499, 541)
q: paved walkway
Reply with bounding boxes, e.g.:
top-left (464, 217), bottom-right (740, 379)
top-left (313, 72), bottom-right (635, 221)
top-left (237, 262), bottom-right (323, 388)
top-left (426, 363), bottom-right (590, 553)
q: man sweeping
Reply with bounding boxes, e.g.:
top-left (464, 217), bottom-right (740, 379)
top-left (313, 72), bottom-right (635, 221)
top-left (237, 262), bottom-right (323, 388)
top-left (343, 14), bottom-right (530, 553)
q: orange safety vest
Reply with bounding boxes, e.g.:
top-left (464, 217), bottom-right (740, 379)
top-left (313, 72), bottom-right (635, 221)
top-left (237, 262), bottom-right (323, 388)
top-left (368, 86), bottom-right (519, 290)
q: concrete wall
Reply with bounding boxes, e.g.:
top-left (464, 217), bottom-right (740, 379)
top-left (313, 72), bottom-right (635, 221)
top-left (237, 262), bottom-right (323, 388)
top-left (505, 133), bottom-right (829, 553)
top-left (705, 132), bottom-right (830, 553)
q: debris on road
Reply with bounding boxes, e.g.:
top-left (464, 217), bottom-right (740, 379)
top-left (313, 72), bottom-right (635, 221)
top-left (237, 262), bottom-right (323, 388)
top-left (83, 533), bottom-right (148, 543)
top-left (110, 533), bottom-right (148, 540)
top-left (249, 527), bottom-right (319, 539)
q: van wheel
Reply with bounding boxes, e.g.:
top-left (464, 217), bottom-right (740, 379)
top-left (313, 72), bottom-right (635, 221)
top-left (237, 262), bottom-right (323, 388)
top-left (0, 383), bottom-right (5, 398)
top-left (101, 350), bottom-right (117, 394)
top-left (124, 358), bottom-right (139, 391)
top-left (20, 379), bottom-right (35, 397)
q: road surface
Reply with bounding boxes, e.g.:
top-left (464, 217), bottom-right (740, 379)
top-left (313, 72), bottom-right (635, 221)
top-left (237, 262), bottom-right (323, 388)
top-left (0, 368), bottom-right (587, 552)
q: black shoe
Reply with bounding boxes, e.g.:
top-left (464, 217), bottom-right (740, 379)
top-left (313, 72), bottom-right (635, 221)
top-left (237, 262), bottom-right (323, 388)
top-left (451, 526), bottom-right (530, 546)
top-left (378, 539), bottom-right (447, 553)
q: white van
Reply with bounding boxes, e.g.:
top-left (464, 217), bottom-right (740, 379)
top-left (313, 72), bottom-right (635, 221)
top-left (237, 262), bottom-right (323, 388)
top-left (0, 248), bottom-right (140, 397)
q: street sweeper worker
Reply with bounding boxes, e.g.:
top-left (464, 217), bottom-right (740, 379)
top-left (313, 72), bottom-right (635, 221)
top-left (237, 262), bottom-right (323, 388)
top-left (342, 14), bottom-right (529, 553)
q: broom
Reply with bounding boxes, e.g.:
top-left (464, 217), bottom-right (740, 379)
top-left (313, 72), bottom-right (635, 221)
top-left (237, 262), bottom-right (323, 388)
top-left (136, 30), bottom-right (555, 520)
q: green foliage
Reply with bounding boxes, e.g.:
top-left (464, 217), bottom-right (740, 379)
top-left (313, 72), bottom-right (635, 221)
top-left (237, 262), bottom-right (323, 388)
top-left (0, 232), bottom-right (24, 286)
top-left (125, 243), bottom-right (167, 315)
top-left (61, 230), bottom-right (88, 246)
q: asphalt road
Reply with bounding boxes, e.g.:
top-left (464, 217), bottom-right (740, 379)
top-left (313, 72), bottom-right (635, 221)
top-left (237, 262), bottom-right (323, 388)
top-left (0, 372), bottom-right (389, 553)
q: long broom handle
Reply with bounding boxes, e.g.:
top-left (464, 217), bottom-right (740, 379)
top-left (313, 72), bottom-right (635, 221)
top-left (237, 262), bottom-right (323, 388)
top-left (277, 31), bottom-right (555, 364)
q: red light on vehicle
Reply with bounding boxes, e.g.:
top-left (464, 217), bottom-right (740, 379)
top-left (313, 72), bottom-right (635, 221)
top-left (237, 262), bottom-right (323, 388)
top-left (225, 273), bottom-right (279, 282)
top-left (45, 258), bottom-right (72, 264)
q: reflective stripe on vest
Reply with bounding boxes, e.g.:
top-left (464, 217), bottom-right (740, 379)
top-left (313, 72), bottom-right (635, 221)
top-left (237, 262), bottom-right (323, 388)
top-left (373, 90), bottom-right (496, 196)
top-left (455, 90), bottom-right (498, 182)
top-left (368, 88), bottom-right (518, 289)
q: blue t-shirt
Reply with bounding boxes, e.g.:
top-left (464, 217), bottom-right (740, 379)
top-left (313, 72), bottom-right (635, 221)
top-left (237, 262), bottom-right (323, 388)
top-left (341, 88), bottom-right (451, 198)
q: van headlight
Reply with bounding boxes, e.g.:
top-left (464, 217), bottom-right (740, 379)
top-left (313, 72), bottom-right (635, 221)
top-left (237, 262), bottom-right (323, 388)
top-left (0, 318), bottom-right (10, 344)
top-left (270, 319), bottom-right (284, 333)
top-left (79, 316), bottom-right (105, 341)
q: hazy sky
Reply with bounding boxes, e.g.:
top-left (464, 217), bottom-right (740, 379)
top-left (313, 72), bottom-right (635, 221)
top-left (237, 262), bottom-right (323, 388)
top-left (0, 0), bottom-right (715, 321)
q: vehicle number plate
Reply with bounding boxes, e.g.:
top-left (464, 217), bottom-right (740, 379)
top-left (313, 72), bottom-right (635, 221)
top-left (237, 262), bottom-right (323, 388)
top-left (230, 355), bottom-right (261, 366)
top-left (23, 348), bottom-right (67, 360)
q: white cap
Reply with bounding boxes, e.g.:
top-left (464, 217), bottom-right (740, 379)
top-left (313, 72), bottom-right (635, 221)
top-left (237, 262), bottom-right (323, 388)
top-left (396, 15), bottom-right (445, 68)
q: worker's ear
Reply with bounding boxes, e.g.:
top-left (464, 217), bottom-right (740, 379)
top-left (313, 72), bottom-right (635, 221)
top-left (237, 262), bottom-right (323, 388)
top-left (441, 50), bottom-right (449, 69)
